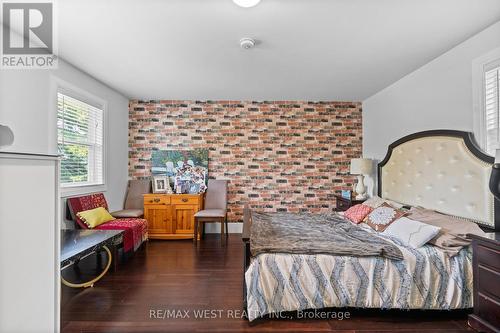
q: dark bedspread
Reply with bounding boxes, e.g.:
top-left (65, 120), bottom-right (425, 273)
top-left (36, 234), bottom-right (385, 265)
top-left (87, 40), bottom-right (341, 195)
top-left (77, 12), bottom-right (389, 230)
top-left (250, 211), bottom-right (403, 260)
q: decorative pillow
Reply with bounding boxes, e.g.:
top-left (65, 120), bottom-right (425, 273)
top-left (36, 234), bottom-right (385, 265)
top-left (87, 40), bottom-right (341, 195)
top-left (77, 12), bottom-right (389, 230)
top-left (364, 195), bottom-right (404, 209)
top-left (344, 204), bottom-right (373, 224)
top-left (363, 196), bottom-right (386, 208)
top-left (76, 207), bottom-right (115, 229)
top-left (382, 217), bottom-right (441, 248)
top-left (365, 203), bottom-right (406, 232)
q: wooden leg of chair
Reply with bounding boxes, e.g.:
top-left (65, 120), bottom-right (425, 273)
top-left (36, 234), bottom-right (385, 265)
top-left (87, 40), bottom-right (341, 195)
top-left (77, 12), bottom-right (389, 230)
top-left (221, 218), bottom-right (225, 246)
top-left (225, 216), bottom-right (228, 241)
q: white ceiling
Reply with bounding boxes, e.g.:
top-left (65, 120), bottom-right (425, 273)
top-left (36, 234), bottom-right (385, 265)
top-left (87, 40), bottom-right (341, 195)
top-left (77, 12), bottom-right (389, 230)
top-left (58, 0), bottom-right (500, 101)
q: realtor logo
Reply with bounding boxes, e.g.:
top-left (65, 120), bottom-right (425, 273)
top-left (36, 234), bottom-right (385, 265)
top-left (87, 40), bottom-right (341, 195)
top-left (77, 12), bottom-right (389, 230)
top-left (1, 1), bottom-right (57, 68)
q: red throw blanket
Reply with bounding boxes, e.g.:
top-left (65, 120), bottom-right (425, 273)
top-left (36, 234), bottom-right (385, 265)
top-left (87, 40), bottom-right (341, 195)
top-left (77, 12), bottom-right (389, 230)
top-left (95, 218), bottom-right (147, 252)
top-left (67, 193), bottom-right (148, 252)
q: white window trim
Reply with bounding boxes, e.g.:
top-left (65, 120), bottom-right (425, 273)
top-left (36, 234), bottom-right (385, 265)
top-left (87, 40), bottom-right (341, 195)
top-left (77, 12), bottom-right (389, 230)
top-left (52, 78), bottom-right (109, 197)
top-left (472, 46), bottom-right (500, 153)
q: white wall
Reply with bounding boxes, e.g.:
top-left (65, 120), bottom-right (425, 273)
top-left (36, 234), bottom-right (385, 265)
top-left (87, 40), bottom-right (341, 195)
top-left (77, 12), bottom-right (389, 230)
top-left (0, 60), bottom-right (129, 226)
top-left (363, 21), bottom-right (500, 162)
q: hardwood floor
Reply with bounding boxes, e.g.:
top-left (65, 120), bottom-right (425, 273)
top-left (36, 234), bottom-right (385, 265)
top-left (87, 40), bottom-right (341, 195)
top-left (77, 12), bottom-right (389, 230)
top-left (61, 234), bottom-right (474, 333)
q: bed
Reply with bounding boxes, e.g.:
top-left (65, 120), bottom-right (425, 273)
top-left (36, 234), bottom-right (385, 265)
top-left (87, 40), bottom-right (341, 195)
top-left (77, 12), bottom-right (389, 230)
top-left (242, 130), bottom-right (499, 322)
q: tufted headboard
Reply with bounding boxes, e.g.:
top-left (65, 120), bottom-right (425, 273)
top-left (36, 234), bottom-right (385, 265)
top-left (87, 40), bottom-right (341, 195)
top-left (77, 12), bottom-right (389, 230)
top-left (378, 130), bottom-right (499, 230)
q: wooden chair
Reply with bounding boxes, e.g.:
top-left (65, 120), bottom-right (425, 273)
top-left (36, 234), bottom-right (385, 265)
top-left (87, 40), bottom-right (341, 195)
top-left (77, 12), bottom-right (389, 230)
top-left (194, 180), bottom-right (228, 245)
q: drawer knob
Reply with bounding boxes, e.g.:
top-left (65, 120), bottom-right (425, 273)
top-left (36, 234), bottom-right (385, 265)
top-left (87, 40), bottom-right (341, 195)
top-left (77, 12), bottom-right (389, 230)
top-left (182, 198), bottom-right (188, 202)
top-left (154, 198), bottom-right (160, 203)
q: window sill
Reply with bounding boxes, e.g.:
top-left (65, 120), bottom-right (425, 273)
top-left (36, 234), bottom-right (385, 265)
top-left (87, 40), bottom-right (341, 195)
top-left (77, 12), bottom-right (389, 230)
top-left (60, 184), bottom-right (107, 198)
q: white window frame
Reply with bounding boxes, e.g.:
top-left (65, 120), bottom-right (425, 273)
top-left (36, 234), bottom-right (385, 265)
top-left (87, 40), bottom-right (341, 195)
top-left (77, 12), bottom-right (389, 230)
top-left (54, 80), bottom-right (108, 197)
top-left (472, 47), bottom-right (500, 155)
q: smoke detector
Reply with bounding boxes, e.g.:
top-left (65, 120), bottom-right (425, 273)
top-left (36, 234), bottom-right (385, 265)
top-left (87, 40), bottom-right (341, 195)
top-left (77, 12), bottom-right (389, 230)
top-left (240, 38), bottom-right (255, 50)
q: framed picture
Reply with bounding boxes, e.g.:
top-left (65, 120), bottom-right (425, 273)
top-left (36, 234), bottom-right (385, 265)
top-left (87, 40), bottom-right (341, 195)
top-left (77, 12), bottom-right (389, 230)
top-left (152, 176), bottom-right (170, 194)
top-left (151, 149), bottom-right (209, 194)
top-left (341, 190), bottom-right (352, 200)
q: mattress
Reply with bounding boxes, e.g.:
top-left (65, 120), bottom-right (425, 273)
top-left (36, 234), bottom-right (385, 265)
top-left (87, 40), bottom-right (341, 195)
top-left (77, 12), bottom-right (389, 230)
top-left (245, 229), bottom-right (472, 321)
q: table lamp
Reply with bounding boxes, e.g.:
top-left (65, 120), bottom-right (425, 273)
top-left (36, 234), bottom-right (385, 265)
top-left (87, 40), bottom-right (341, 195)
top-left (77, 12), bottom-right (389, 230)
top-left (489, 149), bottom-right (500, 200)
top-left (350, 158), bottom-right (372, 200)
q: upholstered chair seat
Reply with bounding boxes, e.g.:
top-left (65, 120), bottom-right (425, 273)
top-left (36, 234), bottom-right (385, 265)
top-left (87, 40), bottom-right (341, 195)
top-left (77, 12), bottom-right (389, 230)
top-left (111, 209), bottom-right (144, 218)
top-left (194, 209), bottom-right (226, 218)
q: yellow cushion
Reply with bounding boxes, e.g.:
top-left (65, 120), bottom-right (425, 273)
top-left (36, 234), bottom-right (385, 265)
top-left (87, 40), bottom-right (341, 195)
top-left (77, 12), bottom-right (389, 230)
top-left (77, 207), bottom-right (115, 229)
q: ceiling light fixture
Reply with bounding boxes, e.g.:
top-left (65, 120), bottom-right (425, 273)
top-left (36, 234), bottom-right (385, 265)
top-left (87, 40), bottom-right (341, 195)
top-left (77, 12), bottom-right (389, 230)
top-left (233, 0), bottom-right (261, 8)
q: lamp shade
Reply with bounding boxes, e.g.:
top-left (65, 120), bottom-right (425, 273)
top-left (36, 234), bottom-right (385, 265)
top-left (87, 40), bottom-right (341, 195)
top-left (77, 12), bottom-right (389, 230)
top-left (350, 158), bottom-right (372, 175)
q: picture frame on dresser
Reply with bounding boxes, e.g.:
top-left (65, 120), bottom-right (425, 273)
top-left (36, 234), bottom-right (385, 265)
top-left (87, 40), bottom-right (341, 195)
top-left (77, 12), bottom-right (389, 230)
top-left (152, 175), bottom-right (170, 194)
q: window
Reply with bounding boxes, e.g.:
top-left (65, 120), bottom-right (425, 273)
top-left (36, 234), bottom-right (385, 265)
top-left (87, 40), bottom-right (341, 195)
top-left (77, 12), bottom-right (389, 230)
top-left (485, 64), bottom-right (500, 155)
top-left (57, 92), bottom-right (104, 187)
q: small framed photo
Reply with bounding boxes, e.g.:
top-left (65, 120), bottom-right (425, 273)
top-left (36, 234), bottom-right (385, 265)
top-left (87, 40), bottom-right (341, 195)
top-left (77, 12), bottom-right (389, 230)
top-left (341, 190), bottom-right (352, 200)
top-left (152, 176), bottom-right (168, 194)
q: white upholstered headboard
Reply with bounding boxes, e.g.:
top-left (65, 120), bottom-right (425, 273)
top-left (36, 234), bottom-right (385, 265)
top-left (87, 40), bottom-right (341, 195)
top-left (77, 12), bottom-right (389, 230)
top-left (378, 130), bottom-right (499, 230)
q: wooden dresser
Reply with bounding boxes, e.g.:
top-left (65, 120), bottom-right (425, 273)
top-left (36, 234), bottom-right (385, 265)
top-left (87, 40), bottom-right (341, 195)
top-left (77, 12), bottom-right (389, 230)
top-left (143, 193), bottom-right (203, 240)
top-left (467, 232), bottom-right (500, 333)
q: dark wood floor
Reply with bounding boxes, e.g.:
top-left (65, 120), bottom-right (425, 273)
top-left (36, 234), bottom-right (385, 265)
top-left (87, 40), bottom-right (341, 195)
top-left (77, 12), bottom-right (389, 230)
top-left (61, 234), bottom-right (474, 333)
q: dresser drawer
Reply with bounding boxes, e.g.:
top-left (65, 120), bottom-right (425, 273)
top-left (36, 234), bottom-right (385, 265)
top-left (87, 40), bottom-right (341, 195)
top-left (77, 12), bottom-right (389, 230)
top-left (144, 196), bottom-right (170, 205)
top-left (476, 243), bottom-right (500, 271)
top-left (171, 196), bottom-right (199, 205)
top-left (477, 264), bottom-right (500, 300)
top-left (475, 291), bottom-right (500, 329)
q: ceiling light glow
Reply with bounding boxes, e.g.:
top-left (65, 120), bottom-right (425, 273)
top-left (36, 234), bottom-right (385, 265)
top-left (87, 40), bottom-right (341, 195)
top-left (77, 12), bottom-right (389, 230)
top-left (233, 0), bottom-right (261, 8)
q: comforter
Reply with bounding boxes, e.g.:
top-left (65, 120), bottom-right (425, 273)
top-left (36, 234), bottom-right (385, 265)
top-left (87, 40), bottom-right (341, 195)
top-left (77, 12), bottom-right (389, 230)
top-left (245, 215), bottom-right (472, 321)
top-left (250, 211), bottom-right (403, 260)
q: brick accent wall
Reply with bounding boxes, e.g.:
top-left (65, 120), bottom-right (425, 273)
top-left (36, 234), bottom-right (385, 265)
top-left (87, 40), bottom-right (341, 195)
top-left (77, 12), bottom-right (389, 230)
top-left (129, 100), bottom-right (362, 222)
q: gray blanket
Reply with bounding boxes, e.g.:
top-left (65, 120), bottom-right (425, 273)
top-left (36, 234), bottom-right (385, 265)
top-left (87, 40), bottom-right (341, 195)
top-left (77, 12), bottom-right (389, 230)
top-left (250, 211), bottom-right (403, 260)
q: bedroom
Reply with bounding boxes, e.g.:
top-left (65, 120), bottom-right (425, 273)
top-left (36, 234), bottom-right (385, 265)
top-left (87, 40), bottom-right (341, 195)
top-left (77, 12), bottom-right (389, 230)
top-left (0, 0), bottom-right (499, 332)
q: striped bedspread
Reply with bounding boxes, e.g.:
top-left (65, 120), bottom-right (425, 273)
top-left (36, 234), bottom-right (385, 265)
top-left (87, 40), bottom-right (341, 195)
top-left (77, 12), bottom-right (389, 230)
top-left (245, 229), bottom-right (472, 321)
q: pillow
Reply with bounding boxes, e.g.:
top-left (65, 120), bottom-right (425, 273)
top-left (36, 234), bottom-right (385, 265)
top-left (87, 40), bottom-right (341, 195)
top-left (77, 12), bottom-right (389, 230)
top-left (363, 196), bottom-right (386, 208)
top-left (382, 217), bottom-right (441, 248)
top-left (344, 204), bottom-right (373, 224)
top-left (76, 207), bottom-right (115, 229)
top-left (363, 195), bottom-right (404, 209)
top-left (365, 203), bottom-right (406, 232)
top-left (407, 207), bottom-right (487, 256)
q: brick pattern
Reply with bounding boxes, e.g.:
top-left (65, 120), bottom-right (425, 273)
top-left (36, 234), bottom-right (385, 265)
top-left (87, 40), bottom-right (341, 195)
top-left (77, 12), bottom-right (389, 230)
top-left (129, 100), bottom-right (363, 222)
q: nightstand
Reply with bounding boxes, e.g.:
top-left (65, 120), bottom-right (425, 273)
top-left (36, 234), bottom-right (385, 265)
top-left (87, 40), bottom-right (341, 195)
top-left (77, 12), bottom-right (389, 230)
top-left (467, 232), bottom-right (500, 333)
top-left (334, 194), bottom-right (366, 212)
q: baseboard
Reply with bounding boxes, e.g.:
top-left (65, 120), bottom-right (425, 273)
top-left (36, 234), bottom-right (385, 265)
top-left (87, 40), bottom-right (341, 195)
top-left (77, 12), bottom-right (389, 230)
top-left (203, 222), bottom-right (243, 234)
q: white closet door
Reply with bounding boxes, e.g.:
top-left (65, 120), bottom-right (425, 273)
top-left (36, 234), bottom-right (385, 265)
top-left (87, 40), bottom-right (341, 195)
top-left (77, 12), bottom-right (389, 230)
top-left (0, 154), bottom-right (60, 333)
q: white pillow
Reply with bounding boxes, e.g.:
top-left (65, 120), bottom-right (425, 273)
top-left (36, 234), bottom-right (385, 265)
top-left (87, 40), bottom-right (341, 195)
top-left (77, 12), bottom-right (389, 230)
top-left (382, 217), bottom-right (441, 248)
